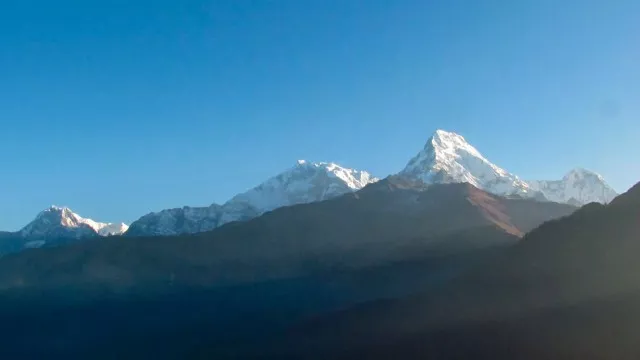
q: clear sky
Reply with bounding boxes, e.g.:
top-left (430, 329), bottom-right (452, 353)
top-left (1, 0), bottom-right (639, 230)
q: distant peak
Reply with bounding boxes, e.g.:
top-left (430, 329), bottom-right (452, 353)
top-left (294, 160), bottom-right (343, 172)
top-left (563, 168), bottom-right (605, 181)
top-left (433, 129), bottom-right (465, 139)
top-left (22, 206), bottom-right (129, 238)
top-left (48, 205), bottom-right (69, 212)
top-left (424, 129), bottom-right (484, 160)
top-left (430, 130), bottom-right (471, 146)
top-left (295, 160), bottom-right (323, 169)
top-left (40, 205), bottom-right (75, 217)
top-left (400, 128), bottom-right (532, 197)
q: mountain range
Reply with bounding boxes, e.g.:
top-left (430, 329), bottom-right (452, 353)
top-left (0, 178), bottom-right (577, 293)
top-left (129, 129), bottom-right (614, 237)
top-left (0, 206), bottom-right (128, 255)
top-left (1, 130), bottom-right (617, 253)
top-left (257, 181), bottom-right (640, 359)
top-left (20, 206), bottom-right (129, 239)
top-left (125, 161), bottom-right (378, 236)
top-left (0, 171), bottom-right (634, 358)
top-left (400, 130), bottom-right (617, 205)
top-left (0, 130), bottom-right (634, 359)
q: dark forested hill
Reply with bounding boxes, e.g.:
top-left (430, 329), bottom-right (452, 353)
top-left (260, 182), bottom-right (640, 359)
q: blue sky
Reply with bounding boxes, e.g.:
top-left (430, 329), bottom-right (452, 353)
top-left (1, 0), bottom-right (639, 230)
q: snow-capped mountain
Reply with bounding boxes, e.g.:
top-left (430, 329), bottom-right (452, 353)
top-left (20, 206), bottom-right (129, 240)
top-left (125, 204), bottom-right (225, 237)
top-left (128, 132), bottom-right (615, 237)
top-left (223, 160), bottom-right (377, 216)
top-left (0, 206), bottom-right (130, 255)
top-left (528, 168), bottom-right (617, 205)
top-left (398, 130), bottom-right (616, 204)
top-left (126, 161), bottom-right (378, 236)
top-left (399, 130), bottom-right (539, 198)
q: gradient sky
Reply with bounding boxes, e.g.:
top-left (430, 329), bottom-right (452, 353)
top-left (1, 0), bottom-right (639, 230)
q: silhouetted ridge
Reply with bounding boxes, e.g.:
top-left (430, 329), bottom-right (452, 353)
top-left (263, 181), bottom-right (640, 359)
top-left (609, 181), bottom-right (640, 208)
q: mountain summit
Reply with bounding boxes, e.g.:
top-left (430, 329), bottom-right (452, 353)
top-left (126, 161), bottom-right (378, 236)
top-left (5, 130), bottom-right (616, 242)
top-left (20, 206), bottom-right (129, 240)
top-left (128, 131), bottom-right (615, 237)
top-left (529, 168), bottom-right (617, 205)
top-left (223, 161), bottom-right (377, 215)
top-left (399, 130), bottom-right (536, 198)
top-left (399, 130), bottom-right (616, 204)
top-left (0, 206), bottom-right (129, 255)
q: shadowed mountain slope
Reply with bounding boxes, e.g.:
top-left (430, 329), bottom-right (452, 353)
top-left (0, 180), bottom-right (579, 359)
top-left (261, 181), bottom-right (640, 359)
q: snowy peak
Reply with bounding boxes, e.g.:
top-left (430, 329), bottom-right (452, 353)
top-left (529, 168), bottom-right (617, 205)
top-left (34, 206), bottom-right (89, 230)
top-left (126, 161), bottom-right (379, 236)
top-left (430, 130), bottom-right (485, 160)
top-left (400, 130), bottom-right (616, 205)
top-left (296, 160), bottom-right (377, 191)
top-left (95, 222), bottom-right (130, 236)
top-left (225, 160), bottom-right (378, 215)
top-left (562, 168), bottom-right (605, 183)
top-left (20, 206), bottom-right (129, 239)
top-left (126, 204), bottom-right (224, 237)
top-left (44, 206), bottom-right (82, 227)
top-left (400, 130), bottom-right (535, 197)
top-left (20, 206), bottom-right (96, 240)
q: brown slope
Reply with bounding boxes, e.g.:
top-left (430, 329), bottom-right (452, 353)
top-left (270, 181), bottom-right (640, 359)
top-left (0, 179), bottom-right (575, 294)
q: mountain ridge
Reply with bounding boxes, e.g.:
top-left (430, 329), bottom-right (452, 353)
top-left (126, 160), bottom-right (378, 236)
top-left (259, 179), bottom-right (640, 359)
top-left (126, 130), bottom-right (616, 237)
top-left (399, 130), bottom-right (536, 197)
top-left (0, 181), bottom-right (576, 293)
top-left (2, 130), bottom-right (618, 240)
top-left (399, 129), bottom-right (616, 205)
top-left (20, 206), bottom-right (129, 239)
top-left (528, 167), bottom-right (617, 204)
top-left (0, 206), bottom-right (129, 256)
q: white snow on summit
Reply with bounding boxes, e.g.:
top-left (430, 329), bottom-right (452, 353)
top-left (20, 206), bottom-right (129, 239)
top-left (399, 130), bottom-right (536, 198)
top-left (125, 204), bottom-right (224, 237)
top-left (224, 161), bottom-right (377, 215)
top-left (218, 161), bottom-right (377, 225)
top-left (94, 222), bottom-right (130, 236)
top-left (1, 129), bottom-right (618, 249)
top-left (399, 130), bottom-right (617, 205)
top-left (529, 168), bottom-right (617, 205)
top-left (127, 161), bottom-right (378, 236)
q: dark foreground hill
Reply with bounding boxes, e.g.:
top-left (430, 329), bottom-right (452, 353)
top-left (0, 180), bottom-right (576, 358)
top-left (256, 181), bottom-right (640, 359)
